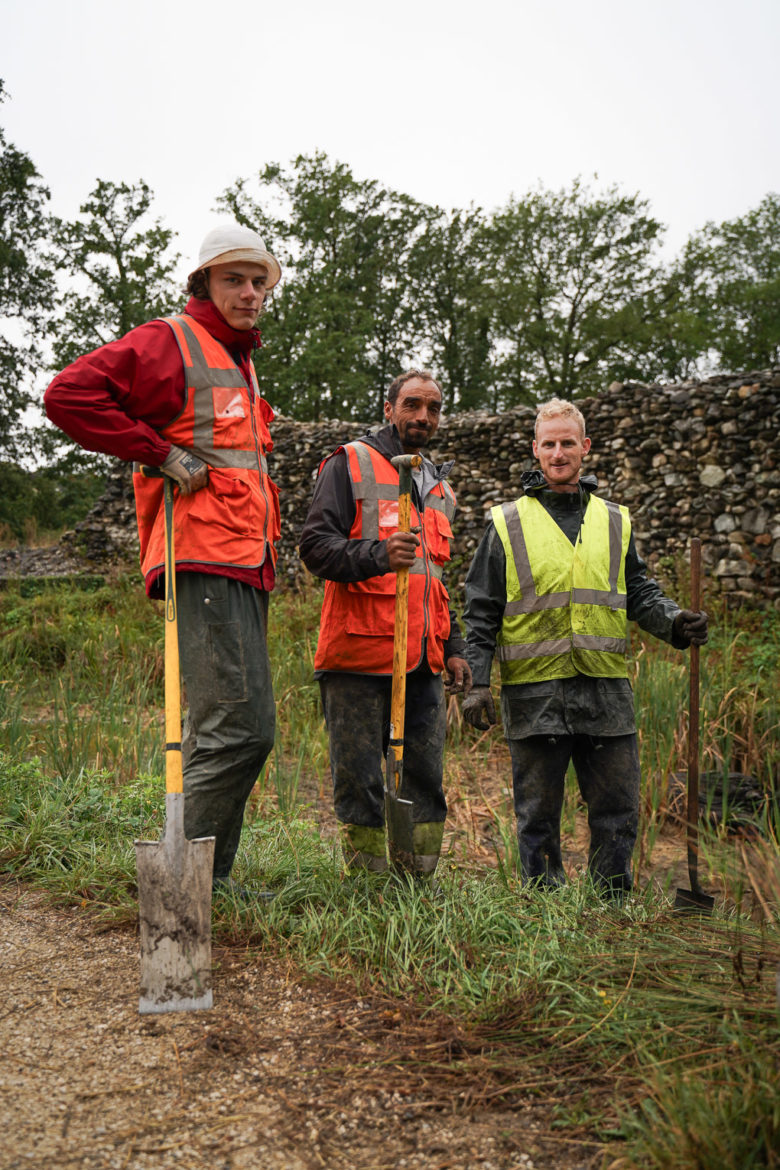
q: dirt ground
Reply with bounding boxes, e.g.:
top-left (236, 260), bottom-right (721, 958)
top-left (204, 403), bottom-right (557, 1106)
top-left (0, 882), bottom-right (608, 1170)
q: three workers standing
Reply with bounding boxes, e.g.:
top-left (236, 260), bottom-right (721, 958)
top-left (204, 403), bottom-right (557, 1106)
top-left (45, 220), bottom-right (707, 899)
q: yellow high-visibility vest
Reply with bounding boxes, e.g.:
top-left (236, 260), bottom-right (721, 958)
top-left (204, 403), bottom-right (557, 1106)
top-left (492, 494), bottom-right (631, 683)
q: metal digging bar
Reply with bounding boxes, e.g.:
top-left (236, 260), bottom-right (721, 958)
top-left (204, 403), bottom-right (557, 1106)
top-left (674, 537), bottom-right (715, 914)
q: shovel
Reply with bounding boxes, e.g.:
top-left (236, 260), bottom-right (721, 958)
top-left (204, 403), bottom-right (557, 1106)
top-left (384, 454), bottom-right (421, 872)
top-left (675, 537), bottom-right (715, 914)
top-left (135, 475), bottom-right (215, 1012)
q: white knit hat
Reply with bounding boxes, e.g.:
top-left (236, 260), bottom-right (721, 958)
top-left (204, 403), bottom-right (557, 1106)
top-left (189, 223), bottom-right (282, 288)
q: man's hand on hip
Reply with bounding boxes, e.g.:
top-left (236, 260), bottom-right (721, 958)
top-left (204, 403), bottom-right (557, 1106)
top-left (445, 656), bottom-right (473, 696)
top-left (161, 445), bottom-right (209, 495)
top-left (673, 609), bottom-right (709, 646)
top-left (461, 685), bottom-right (497, 730)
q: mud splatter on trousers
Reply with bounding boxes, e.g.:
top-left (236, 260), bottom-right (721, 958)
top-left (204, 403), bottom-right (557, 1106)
top-left (319, 667), bottom-right (447, 831)
top-left (176, 572), bottom-right (275, 881)
top-left (507, 732), bottom-right (640, 894)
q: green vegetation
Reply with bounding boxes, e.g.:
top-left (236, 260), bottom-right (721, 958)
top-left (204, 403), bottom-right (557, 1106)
top-left (0, 458), bottom-right (107, 545)
top-left (0, 580), bottom-right (778, 1166)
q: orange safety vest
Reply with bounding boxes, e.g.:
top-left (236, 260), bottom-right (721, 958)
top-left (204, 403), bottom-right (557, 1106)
top-left (314, 441), bottom-right (457, 675)
top-left (132, 314), bottom-right (280, 587)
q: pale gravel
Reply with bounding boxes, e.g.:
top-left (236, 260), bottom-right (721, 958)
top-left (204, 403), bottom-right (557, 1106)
top-left (0, 884), bottom-right (596, 1170)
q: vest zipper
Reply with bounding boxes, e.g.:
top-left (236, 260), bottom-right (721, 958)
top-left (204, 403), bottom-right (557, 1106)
top-left (416, 488), bottom-right (432, 669)
top-left (248, 380), bottom-right (271, 558)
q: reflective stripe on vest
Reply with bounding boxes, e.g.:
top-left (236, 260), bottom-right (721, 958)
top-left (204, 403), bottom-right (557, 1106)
top-left (347, 441), bottom-right (456, 582)
top-left (133, 314), bottom-right (280, 584)
top-left (313, 441), bottom-right (456, 676)
top-left (493, 494), bottom-right (630, 682)
top-left (163, 316), bottom-right (269, 473)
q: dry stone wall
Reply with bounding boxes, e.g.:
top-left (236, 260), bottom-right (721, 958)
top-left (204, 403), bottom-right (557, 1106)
top-left (9, 367), bottom-right (779, 608)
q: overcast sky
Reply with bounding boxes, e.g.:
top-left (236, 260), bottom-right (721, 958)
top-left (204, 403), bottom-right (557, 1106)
top-left (4, 0), bottom-right (779, 279)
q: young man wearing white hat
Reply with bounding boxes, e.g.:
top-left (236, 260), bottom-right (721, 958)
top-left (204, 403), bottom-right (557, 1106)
top-left (45, 224), bottom-right (283, 899)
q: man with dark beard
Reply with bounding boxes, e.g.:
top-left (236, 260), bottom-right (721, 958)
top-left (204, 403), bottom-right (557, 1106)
top-left (300, 370), bottom-right (471, 879)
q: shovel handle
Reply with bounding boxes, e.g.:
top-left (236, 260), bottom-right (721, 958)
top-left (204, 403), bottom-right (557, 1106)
top-left (387, 455), bottom-right (421, 790)
top-left (163, 478), bottom-right (184, 796)
top-left (686, 538), bottom-right (701, 890)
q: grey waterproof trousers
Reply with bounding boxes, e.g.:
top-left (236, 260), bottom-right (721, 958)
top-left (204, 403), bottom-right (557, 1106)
top-left (508, 733), bottom-right (640, 894)
top-left (176, 573), bottom-right (275, 881)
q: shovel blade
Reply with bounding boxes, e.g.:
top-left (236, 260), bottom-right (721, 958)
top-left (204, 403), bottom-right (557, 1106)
top-left (135, 828), bottom-right (215, 1014)
top-left (674, 886), bottom-right (715, 914)
top-left (385, 787), bottom-right (415, 872)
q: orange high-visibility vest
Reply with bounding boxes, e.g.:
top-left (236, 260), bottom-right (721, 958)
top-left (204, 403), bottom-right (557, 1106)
top-left (132, 314), bottom-right (280, 587)
top-left (314, 441), bottom-right (457, 675)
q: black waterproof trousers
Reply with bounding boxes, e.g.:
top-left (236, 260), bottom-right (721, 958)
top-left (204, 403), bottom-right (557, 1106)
top-left (176, 573), bottom-right (276, 881)
top-left (508, 732), bottom-right (640, 893)
top-left (319, 669), bottom-right (447, 829)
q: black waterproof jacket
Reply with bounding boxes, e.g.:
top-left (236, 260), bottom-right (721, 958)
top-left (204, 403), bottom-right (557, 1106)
top-left (464, 473), bottom-right (686, 738)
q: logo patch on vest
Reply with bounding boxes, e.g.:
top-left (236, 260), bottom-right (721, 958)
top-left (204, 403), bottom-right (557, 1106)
top-left (378, 499), bottom-right (399, 527)
top-left (213, 387), bottom-right (246, 419)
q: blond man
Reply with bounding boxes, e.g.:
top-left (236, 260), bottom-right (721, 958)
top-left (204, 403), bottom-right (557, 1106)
top-left (462, 397), bottom-right (707, 897)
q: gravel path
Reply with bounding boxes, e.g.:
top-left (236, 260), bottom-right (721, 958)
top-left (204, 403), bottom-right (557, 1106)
top-left (0, 884), bottom-right (599, 1170)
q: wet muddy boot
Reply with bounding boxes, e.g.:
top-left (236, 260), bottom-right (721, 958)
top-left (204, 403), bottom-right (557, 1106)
top-left (412, 821), bottom-right (444, 875)
top-left (339, 824), bottom-right (388, 873)
top-left (411, 822), bottom-right (444, 889)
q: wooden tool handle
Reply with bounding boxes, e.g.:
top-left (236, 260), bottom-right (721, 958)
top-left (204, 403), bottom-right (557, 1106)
top-left (163, 478), bottom-right (183, 796)
top-left (388, 455), bottom-right (421, 788)
top-left (687, 537), bottom-right (701, 889)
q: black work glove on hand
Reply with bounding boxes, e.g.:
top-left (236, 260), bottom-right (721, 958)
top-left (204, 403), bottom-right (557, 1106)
top-left (673, 609), bottom-right (709, 646)
top-left (461, 686), bottom-right (497, 731)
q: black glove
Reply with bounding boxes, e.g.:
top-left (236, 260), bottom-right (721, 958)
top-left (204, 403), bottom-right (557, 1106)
top-left (673, 609), bottom-right (709, 646)
top-left (461, 686), bottom-right (497, 730)
top-left (161, 445), bottom-right (209, 495)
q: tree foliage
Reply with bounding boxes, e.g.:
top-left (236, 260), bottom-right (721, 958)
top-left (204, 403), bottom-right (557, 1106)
top-left (50, 179), bottom-right (181, 369)
top-left (221, 161), bottom-right (730, 416)
top-left (405, 207), bottom-right (496, 410)
top-left (2, 113), bottom-right (777, 456)
top-left (486, 180), bottom-right (668, 403)
top-left (673, 193), bottom-right (780, 372)
top-left (219, 153), bottom-right (433, 419)
top-left (0, 80), bottom-right (51, 458)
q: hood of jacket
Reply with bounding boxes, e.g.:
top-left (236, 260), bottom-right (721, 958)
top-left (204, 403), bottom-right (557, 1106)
top-left (359, 422), bottom-right (454, 482)
top-left (521, 469), bottom-right (599, 495)
top-left (184, 296), bottom-right (261, 360)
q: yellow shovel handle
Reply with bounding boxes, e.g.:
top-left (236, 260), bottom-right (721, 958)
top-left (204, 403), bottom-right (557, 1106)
top-left (388, 455), bottom-right (420, 786)
top-left (163, 478), bottom-right (183, 796)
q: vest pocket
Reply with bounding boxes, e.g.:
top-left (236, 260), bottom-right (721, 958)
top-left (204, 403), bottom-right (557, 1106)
top-left (426, 509), bottom-right (452, 564)
top-left (344, 588), bottom-right (395, 637)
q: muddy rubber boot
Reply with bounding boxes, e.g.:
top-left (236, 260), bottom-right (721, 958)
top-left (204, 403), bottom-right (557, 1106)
top-left (339, 824), bottom-right (388, 873)
top-left (411, 822), bottom-right (444, 887)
